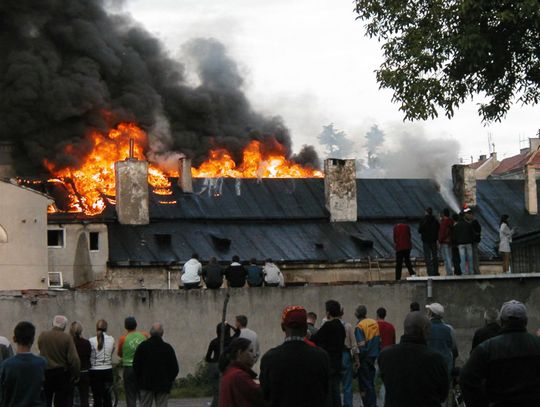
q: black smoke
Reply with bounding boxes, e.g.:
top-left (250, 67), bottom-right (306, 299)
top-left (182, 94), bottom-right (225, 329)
top-left (0, 0), bottom-right (319, 175)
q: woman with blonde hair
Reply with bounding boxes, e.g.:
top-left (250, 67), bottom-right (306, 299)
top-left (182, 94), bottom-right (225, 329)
top-left (89, 319), bottom-right (115, 407)
top-left (69, 321), bottom-right (92, 407)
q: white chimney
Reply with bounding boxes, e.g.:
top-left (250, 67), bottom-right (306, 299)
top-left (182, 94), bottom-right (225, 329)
top-left (324, 159), bottom-right (357, 222)
top-left (178, 157), bottom-right (193, 193)
top-left (452, 164), bottom-right (477, 207)
top-left (525, 163), bottom-right (538, 215)
top-left (115, 157), bottom-right (149, 225)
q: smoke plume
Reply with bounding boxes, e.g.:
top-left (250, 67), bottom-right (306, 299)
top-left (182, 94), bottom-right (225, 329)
top-left (0, 0), bottom-right (318, 174)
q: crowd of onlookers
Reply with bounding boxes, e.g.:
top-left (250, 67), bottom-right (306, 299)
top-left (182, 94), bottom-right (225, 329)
top-left (1, 297), bottom-right (539, 407)
top-left (394, 206), bottom-right (515, 280)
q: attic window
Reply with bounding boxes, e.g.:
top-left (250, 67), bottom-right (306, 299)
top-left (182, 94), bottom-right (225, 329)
top-left (155, 234), bottom-right (172, 247)
top-left (47, 229), bottom-right (65, 248)
top-left (210, 234), bottom-right (231, 251)
top-left (89, 232), bottom-right (99, 251)
top-left (0, 225), bottom-right (7, 243)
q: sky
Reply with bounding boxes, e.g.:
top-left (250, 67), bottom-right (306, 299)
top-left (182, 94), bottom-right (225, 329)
top-left (121, 0), bottom-right (539, 164)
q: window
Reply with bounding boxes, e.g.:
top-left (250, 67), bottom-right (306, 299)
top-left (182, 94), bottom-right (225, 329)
top-left (47, 229), bottom-right (65, 248)
top-left (89, 232), bottom-right (99, 251)
top-left (0, 225), bottom-right (7, 243)
top-left (48, 272), bottom-right (63, 288)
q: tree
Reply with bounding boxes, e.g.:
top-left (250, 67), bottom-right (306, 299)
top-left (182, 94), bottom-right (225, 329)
top-left (318, 123), bottom-right (355, 158)
top-left (354, 0), bottom-right (540, 122)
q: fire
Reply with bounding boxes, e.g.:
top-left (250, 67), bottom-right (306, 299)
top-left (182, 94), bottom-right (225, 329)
top-left (192, 141), bottom-right (323, 178)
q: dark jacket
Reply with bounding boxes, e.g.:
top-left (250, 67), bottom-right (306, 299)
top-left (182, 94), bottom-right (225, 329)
top-left (460, 326), bottom-right (540, 407)
top-left (224, 263), bottom-right (247, 288)
top-left (0, 353), bottom-right (47, 407)
top-left (311, 319), bottom-right (345, 375)
top-left (260, 339), bottom-right (330, 407)
top-left (426, 319), bottom-right (454, 374)
top-left (219, 362), bottom-right (264, 407)
top-left (418, 215), bottom-right (439, 243)
top-left (245, 265), bottom-right (264, 287)
top-left (452, 220), bottom-right (474, 245)
top-left (469, 218), bottom-right (482, 243)
top-left (73, 336), bottom-right (92, 372)
top-left (202, 264), bottom-right (224, 289)
top-left (133, 335), bottom-right (179, 393)
top-left (378, 335), bottom-right (449, 407)
top-left (471, 322), bottom-right (501, 352)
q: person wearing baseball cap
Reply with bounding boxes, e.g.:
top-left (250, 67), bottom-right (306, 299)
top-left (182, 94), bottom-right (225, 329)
top-left (260, 305), bottom-right (330, 407)
top-left (425, 303), bottom-right (456, 384)
top-left (460, 300), bottom-right (540, 406)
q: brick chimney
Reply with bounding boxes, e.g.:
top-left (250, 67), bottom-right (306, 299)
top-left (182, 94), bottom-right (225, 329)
top-left (115, 141), bottom-right (149, 225)
top-left (525, 163), bottom-right (538, 215)
top-left (177, 157), bottom-right (193, 193)
top-left (324, 159), bottom-right (357, 222)
top-left (452, 164), bottom-right (477, 208)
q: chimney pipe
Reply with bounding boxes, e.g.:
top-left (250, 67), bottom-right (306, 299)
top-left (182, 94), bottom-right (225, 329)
top-left (129, 139), bottom-right (134, 159)
top-left (178, 157), bottom-right (193, 193)
top-left (324, 158), bottom-right (357, 222)
top-left (525, 163), bottom-right (538, 215)
top-left (452, 164), bottom-right (477, 208)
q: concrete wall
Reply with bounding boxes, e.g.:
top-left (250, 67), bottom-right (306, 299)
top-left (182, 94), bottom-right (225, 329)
top-left (48, 223), bottom-right (109, 287)
top-left (2, 277), bottom-right (539, 377)
top-left (0, 181), bottom-right (51, 289)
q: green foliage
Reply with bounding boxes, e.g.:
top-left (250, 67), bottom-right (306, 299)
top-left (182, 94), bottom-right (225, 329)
top-left (354, 0), bottom-right (540, 122)
top-left (172, 360), bottom-right (213, 398)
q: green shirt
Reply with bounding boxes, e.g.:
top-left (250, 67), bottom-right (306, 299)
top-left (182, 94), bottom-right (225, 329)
top-left (122, 332), bottom-right (146, 367)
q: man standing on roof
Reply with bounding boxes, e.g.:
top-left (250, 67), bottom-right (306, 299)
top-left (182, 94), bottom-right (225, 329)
top-left (452, 213), bottom-right (474, 275)
top-left (224, 255), bottom-right (248, 288)
top-left (418, 207), bottom-right (440, 276)
top-left (438, 208), bottom-right (454, 276)
top-left (180, 253), bottom-right (202, 290)
top-left (393, 221), bottom-right (416, 280)
top-left (464, 207), bottom-right (482, 274)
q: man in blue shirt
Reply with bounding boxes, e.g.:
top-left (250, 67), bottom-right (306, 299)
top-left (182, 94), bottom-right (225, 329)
top-left (0, 321), bottom-right (46, 407)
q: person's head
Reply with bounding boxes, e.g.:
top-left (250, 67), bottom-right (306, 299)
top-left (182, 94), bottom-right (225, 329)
top-left (484, 309), bottom-right (499, 325)
top-left (442, 208), bottom-right (450, 217)
top-left (281, 305), bottom-right (308, 337)
top-left (425, 207), bottom-right (433, 216)
top-left (209, 256), bottom-right (217, 265)
top-left (425, 303), bottom-right (444, 319)
top-left (403, 311), bottom-right (430, 339)
top-left (150, 322), bottom-right (165, 337)
top-left (96, 319), bottom-right (108, 351)
top-left (307, 312), bottom-right (317, 326)
top-left (191, 253), bottom-right (199, 260)
top-left (500, 214), bottom-right (509, 226)
top-left (250, 258), bottom-right (257, 265)
top-left (69, 321), bottom-right (83, 339)
top-left (325, 300), bottom-right (342, 318)
top-left (14, 321), bottom-right (35, 347)
top-left (235, 315), bottom-right (248, 329)
top-left (355, 305), bottom-right (367, 320)
top-left (376, 307), bottom-right (387, 320)
top-left (232, 255), bottom-right (240, 263)
top-left (52, 315), bottom-right (68, 331)
top-left (499, 300), bottom-right (527, 329)
top-left (220, 338), bottom-right (255, 371)
top-left (216, 322), bottom-right (232, 339)
top-left (124, 316), bottom-right (137, 331)
top-left (410, 302), bottom-right (420, 312)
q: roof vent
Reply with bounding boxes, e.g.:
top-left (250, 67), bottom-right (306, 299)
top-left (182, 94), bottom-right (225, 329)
top-left (210, 234), bottom-right (231, 251)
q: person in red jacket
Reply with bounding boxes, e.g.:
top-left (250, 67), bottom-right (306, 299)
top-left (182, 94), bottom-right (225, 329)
top-left (219, 338), bottom-right (264, 407)
top-left (438, 208), bottom-right (454, 276)
top-left (393, 221), bottom-right (416, 280)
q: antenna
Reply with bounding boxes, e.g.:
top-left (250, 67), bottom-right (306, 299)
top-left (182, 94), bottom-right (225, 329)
top-left (487, 133), bottom-right (494, 154)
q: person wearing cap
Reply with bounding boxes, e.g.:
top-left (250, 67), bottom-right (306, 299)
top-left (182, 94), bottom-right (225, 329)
top-left (425, 303), bottom-right (454, 380)
top-left (460, 300), bottom-right (540, 406)
top-left (260, 306), bottom-right (330, 407)
top-left (379, 311), bottom-right (449, 407)
top-left (117, 317), bottom-right (149, 407)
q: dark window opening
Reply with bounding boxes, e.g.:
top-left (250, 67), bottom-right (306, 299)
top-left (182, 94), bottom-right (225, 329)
top-left (48, 229), bottom-right (64, 247)
top-left (89, 232), bottom-right (99, 251)
top-left (155, 234), bottom-right (172, 247)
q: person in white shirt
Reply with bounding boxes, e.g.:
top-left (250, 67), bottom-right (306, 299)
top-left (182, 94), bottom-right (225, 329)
top-left (499, 214), bottom-right (514, 273)
top-left (263, 259), bottom-right (285, 287)
top-left (89, 319), bottom-right (115, 407)
top-left (235, 315), bottom-right (261, 363)
top-left (180, 253), bottom-right (203, 290)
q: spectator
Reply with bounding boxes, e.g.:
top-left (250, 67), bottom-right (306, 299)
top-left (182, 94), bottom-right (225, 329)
top-left (260, 306), bottom-right (330, 407)
top-left (453, 213), bottom-right (474, 275)
top-left (219, 338), bottom-right (264, 407)
top-left (0, 335), bottom-right (13, 364)
top-left (438, 208), bottom-right (454, 276)
top-left (0, 321), bottom-right (47, 406)
top-left (425, 303), bottom-right (454, 384)
top-left (245, 259), bottom-right (264, 287)
top-left (117, 317), bottom-right (149, 407)
top-left (450, 213), bottom-right (462, 275)
top-left (354, 305), bottom-right (381, 407)
top-left (224, 255), bottom-right (248, 288)
top-left (464, 207), bottom-right (482, 274)
top-left (180, 253), bottom-right (202, 290)
top-left (393, 221), bottom-right (416, 280)
top-left (206, 323), bottom-right (235, 407)
top-left (202, 257), bottom-right (224, 289)
top-left (89, 320), bottom-right (115, 407)
top-left (378, 312), bottom-right (449, 407)
top-left (418, 207), bottom-right (440, 276)
top-left (133, 323), bottom-right (179, 407)
top-left (307, 312), bottom-right (318, 336)
top-left (311, 300), bottom-right (346, 407)
top-left (460, 300), bottom-right (540, 406)
top-left (263, 259), bottom-right (284, 287)
top-left (235, 315), bottom-right (260, 363)
top-left (471, 308), bottom-right (501, 352)
top-left (499, 214), bottom-right (514, 273)
top-left (340, 308), bottom-right (360, 407)
top-left (376, 308), bottom-right (396, 351)
top-left (409, 302), bottom-right (420, 312)
top-left (38, 315), bottom-right (80, 407)
top-left (68, 322), bottom-right (92, 407)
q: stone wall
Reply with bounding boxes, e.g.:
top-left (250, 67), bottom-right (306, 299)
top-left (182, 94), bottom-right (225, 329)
top-left (2, 276), bottom-right (539, 376)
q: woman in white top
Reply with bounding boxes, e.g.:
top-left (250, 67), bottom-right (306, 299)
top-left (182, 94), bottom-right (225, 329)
top-left (499, 214), bottom-right (514, 273)
top-left (89, 319), bottom-right (115, 407)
